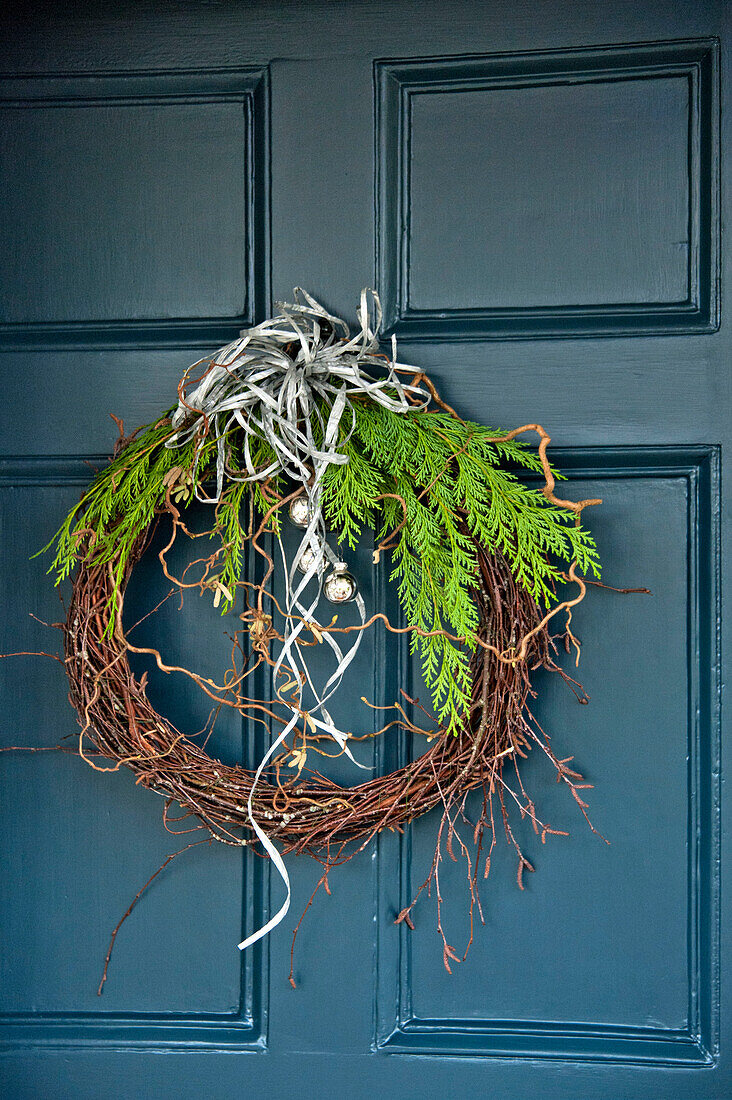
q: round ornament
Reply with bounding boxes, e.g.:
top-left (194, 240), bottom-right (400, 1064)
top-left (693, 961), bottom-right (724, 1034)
top-left (288, 495), bottom-right (312, 528)
top-left (296, 545), bottom-right (321, 574)
top-left (323, 563), bottom-right (358, 603)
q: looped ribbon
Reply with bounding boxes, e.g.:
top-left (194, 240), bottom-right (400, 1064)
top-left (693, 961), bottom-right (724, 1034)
top-left (166, 289), bottom-right (427, 952)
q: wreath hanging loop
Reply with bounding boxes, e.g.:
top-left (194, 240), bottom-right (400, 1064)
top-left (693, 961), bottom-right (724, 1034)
top-left (43, 288), bottom-right (607, 981)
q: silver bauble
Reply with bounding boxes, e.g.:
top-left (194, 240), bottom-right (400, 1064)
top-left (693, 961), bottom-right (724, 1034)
top-left (323, 562), bottom-right (358, 603)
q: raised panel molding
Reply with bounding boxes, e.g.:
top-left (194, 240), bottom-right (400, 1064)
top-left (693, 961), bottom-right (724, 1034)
top-left (0, 69), bottom-right (270, 351)
top-left (374, 447), bottom-right (720, 1064)
top-left (0, 458), bottom-right (268, 1050)
top-left (375, 41), bottom-right (719, 340)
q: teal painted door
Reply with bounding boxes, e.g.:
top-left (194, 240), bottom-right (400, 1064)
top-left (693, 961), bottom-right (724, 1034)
top-left (0, 3), bottom-right (729, 1097)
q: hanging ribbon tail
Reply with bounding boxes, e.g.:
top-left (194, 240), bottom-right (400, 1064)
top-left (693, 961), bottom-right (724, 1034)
top-left (165, 290), bottom-right (427, 953)
top-left (237, 718), bottom-right (295, 951)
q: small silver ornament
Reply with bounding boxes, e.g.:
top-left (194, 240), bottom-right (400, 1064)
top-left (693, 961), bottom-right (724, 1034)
top-left (288, 496), bottom-right (312, 528)
top-left (323, 562), bottom-right (358, 604)
top-left (296, 545), bottom-right (320, 574)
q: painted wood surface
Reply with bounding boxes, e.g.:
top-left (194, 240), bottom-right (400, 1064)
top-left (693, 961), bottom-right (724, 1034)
top-left (0, 2), bottom-right (729, 1097)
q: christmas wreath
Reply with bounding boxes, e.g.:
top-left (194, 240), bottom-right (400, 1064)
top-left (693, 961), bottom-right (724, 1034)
top-left (33, 289), bottom-right (614, 987)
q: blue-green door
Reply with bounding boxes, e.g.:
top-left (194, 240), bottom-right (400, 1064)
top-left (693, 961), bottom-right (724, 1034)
top-left (1, 3), bottom-right (729, 1097)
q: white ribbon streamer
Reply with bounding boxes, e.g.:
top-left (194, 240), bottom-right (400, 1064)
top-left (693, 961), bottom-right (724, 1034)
top-left (167, 289), bottom-right (426, 953)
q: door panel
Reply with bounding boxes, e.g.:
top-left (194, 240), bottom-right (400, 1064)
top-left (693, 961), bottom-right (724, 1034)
top-left (0, 3), bottom-right (729, 1098)
top-left (0, 467), bottom-right (265, 1045)
top-left (377, 456), bottom-right (718, 1065)
top-left (0, 69), bottom-right (270, 349)
top-left (376, 41), bottom-right (718, 336)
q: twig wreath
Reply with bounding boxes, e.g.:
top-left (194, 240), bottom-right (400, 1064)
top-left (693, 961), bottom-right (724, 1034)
top-left (28, 289), bottom-right (623, 988)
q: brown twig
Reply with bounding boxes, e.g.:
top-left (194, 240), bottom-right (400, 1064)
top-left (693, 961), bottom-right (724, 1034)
top-left (97, 838), bottom-right (212, 995)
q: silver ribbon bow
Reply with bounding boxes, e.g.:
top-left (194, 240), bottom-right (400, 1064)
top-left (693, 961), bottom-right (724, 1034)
top-left (167, 288), bottom-right (427, 952)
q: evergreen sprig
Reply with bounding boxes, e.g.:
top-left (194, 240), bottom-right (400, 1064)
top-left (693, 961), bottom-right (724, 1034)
top-left (45, 401), bottom-right (600, 728)
top-left (41, 417), bottom-right (184, 627)
top-left (320, 404), bottom-right (599, 732)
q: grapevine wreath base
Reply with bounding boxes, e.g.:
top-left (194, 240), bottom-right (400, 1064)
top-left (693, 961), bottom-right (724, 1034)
top-left (12, 290), bottom-right (643, 989)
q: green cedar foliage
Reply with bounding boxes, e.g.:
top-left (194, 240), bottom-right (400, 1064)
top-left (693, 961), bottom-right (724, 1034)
top-left (45, 402), bottom-right (600, 730)
top-left (320, 403), bottom-right (599, 733)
